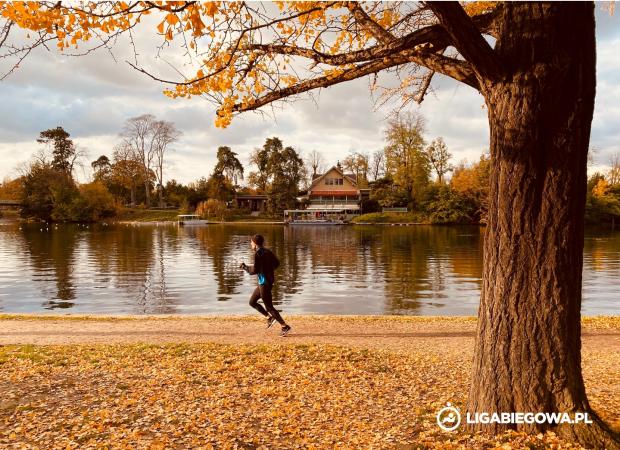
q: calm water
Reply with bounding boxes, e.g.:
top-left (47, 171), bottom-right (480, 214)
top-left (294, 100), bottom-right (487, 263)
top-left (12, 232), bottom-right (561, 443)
top-left (0, 222), bottom-right (618, 316)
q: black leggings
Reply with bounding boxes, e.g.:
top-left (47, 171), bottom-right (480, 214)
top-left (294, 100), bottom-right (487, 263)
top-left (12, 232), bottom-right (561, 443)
top-left (249, 284), bottom-right (286, 326)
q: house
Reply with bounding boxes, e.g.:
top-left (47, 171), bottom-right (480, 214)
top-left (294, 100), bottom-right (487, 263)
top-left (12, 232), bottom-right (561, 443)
top-left (285, 166), bottom-right (370, 222)
top-left (234, 194), bottom-right (268, 212)
top-left (307, 166), bottom-right (370, 210)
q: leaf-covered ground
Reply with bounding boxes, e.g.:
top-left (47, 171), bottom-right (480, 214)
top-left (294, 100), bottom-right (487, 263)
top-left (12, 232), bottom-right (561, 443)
top-left (0, 316), bottom-right (618, 449)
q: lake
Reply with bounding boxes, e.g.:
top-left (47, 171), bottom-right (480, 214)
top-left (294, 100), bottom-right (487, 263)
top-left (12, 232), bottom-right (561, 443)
top-left (0, 222), bottom-right (618, 316)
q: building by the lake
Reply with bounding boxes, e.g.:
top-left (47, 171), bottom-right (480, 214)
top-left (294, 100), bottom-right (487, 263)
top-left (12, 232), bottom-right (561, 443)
top-left (233, 194), bottom-right (268, 212)
top-left (285, 165), bottom-right (370, 223)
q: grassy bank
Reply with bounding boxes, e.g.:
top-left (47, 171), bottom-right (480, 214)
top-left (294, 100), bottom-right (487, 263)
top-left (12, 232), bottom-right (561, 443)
top-left (114, 208), bottom-right (181, 222)
top-left (352, 212), bottom-right (429, 224)
top-left (114, 208), bottom-right (282, 224)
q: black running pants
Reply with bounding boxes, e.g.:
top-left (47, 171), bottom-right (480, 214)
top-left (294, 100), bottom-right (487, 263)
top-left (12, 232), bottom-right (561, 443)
top-left (249, 284), bottom-right (285, 325)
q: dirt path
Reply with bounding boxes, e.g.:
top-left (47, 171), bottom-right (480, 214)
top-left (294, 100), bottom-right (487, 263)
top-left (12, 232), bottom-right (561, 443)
top-left (1, 315), bottom-right (619, 354)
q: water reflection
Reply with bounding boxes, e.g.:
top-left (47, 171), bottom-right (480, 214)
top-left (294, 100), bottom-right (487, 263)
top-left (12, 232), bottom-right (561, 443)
top-left (21, 224), bottom-right (79, 309)
top-left (0, 222), bottom-right (617, 315)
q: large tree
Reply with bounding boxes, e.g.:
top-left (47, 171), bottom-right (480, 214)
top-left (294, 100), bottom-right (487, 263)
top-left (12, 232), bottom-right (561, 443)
top-left (249, 137), bottom-right (304, 213)
top-left (121, 114), bottom-right (157, 207)
top-left (384, 112), bottom-right (431, 208)
top-left (37, 127), bottom-right (76, 177)
top-left (1, 2), bottom-right (617, 446)
top-left (214, 146), bottom-right (244, 186)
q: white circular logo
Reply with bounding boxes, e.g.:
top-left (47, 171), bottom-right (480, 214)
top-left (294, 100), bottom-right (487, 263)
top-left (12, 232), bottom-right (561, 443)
top-left (437, 402), bottom-right (461, 431)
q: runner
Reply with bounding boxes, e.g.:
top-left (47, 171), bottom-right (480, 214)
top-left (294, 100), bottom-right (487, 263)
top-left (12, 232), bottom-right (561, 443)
top-left (240, 234), bottom-right (291, 336)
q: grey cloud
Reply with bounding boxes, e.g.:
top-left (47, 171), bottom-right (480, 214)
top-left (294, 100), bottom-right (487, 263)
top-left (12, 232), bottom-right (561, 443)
top-left (1, 11), bottom-right (619, 183)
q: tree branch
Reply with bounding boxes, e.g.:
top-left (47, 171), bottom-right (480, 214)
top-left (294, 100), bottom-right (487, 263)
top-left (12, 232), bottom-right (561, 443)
top-left (233, 49), bottom-right (477, 113)
top-left (347, 2), bottom-right (396, 44)
top-left (245, 11), bottom-right (496, 67)
top-left (426, 1), bottom-right (503, 81)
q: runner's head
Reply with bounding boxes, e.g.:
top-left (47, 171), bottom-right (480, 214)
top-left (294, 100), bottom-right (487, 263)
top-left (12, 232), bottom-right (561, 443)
top-left (251, 234), bottom-right (264, 250)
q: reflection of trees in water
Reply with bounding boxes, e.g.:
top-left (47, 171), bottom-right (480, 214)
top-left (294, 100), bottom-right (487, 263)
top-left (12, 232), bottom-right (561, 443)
top-left (187, 225), bottom-right (244, 301)
top-left (354, 226), bottom-right (483, 314)
top-left (21, 224), bottom-right (78, 308)
top-left (13, 222), bottom-right (487, 314)
top-left (87, 224), bottom-right (178, 314)
top-left (583, 229), bottom-right (620, 272)
top-left (285, 226), bottom-right (363, 271)
top-left (110, 225), bottom-right (156, 311)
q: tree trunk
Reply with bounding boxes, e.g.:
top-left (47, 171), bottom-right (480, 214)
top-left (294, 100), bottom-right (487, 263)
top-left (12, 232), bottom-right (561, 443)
top-left (468, 3), bottom-right (619, 448)
top-left (144, 179), bottom-right (150, 208)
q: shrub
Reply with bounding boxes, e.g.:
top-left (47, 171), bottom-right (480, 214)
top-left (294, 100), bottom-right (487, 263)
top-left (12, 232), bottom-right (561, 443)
top-left (196, 199), bottom-right (230, 221)
top-left (70, 181), bottom-right (119, 222)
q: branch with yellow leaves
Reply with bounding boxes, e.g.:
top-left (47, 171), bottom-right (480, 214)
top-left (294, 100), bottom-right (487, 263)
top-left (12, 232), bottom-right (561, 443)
top-left (232, 48), bottom-right (477, 114)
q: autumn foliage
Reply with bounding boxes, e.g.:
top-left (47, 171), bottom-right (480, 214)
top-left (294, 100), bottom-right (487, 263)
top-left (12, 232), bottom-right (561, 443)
top-left (0, 2), bottom-right (496, 127)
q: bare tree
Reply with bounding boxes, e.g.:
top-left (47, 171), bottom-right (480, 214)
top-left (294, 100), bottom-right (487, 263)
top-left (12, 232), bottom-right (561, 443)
top-left (122, 114), bottom-right (157, 207)
top-left (152, 120), bottom-right (181, 207)
top-left (305, 149), bottom-right (326, 180)
top-left (370, 150), bottom-right (386, 181)
top-left (424, 137), bottom-right (453, 183)
top-left (608, 153), bottom-right (620, 185)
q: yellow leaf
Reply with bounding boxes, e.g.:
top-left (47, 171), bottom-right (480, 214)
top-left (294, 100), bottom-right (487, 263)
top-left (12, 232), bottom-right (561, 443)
top-left (165, 13), bottom-right (178, 25)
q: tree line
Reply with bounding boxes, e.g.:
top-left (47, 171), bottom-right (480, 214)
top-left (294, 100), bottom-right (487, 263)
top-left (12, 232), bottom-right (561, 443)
top-left (1, 112), bottom-right (619, 227)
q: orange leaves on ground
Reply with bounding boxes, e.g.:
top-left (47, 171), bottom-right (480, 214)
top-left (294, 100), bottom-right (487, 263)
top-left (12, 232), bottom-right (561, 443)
top-left (0, 341), bottom-right (617, 448)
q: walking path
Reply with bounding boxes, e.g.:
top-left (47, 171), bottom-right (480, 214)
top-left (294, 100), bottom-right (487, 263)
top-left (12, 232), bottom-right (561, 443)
top-left (1, 315), bottom-right (618, 353)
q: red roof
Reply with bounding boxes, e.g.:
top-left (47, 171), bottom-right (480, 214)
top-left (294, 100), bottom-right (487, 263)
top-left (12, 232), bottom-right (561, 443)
top-left (309, 190), bottom-right (359, 196)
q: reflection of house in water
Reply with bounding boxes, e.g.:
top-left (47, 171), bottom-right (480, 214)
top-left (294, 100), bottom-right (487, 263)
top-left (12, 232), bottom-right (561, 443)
top-left (286, 165), bottom-right (370, 223)
top-left (234, 194), bottom-right (268, 212)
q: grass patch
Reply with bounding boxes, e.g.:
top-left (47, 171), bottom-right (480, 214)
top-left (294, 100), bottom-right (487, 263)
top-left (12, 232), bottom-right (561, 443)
top-left (352, 212), bottom-right (428, 224)
top-left (114, 208), bottom-right (180, 222)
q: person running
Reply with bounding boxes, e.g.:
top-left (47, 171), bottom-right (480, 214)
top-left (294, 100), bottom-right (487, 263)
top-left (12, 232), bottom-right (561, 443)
top-left (240, 234), bottom-right (291, 336)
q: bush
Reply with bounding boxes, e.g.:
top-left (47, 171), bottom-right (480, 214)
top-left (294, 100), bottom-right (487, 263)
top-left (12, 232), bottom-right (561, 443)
top-left (196, 199), bottom-right (230, 221)
top-left (360, 198), bottom-right (381, 214)
top-left (422, 184), bottom-right (475, 224)
top-left (70, 181), bottom-right (119, 222)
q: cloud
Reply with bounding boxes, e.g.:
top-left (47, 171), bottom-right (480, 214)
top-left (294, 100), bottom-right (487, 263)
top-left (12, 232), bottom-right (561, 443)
top-left (0, 9), bottom-right (619, 184)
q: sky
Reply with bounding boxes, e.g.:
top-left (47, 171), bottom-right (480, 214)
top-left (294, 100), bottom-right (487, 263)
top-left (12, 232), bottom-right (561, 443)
top-left (1, 6), bottom-right (619, 185)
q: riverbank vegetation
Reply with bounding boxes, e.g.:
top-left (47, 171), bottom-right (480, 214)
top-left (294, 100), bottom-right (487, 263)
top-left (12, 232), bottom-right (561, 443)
top-left (2, 116), bottom-right (619, 227)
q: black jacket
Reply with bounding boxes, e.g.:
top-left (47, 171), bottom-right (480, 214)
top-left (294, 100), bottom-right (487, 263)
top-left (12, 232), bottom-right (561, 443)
top-left (244, 247), bottom-right (280, 286)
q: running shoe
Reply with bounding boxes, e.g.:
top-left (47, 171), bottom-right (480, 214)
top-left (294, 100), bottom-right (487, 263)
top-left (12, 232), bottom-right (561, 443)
top-left (266, 316), bottom-right (276, 329)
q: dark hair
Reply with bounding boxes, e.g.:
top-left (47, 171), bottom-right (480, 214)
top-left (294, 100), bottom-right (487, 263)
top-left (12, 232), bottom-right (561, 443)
top-left (251, 234), bottom-right (265, 246)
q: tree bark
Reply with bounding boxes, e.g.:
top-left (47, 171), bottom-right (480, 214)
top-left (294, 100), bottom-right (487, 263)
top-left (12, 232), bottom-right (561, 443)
top-left (144, 179), bottom-right (150, 208)
top-left (468, 3), bottom-right (619, 448)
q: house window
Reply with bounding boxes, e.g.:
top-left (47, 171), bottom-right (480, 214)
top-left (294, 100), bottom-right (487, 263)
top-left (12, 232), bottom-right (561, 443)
top-left (325, 177), bottom-right (343, 185)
